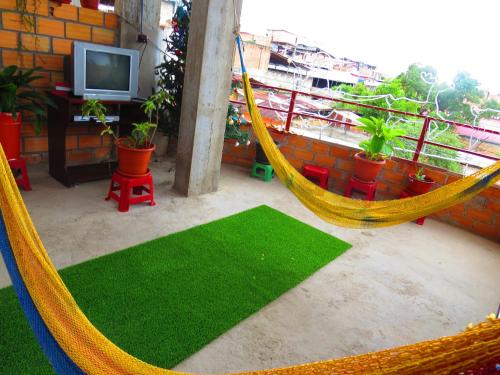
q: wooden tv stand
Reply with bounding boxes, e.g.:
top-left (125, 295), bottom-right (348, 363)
top-left (47, 94), bottom-right (145, 187)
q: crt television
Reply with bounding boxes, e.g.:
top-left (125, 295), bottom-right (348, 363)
top-left (72, 42), bottom-right (139, 101)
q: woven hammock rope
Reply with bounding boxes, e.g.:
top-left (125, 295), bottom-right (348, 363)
top-left (237, 73), bottom-right (500, 228)
top-left (1, 135), bottom-right (499, 375)
top-left (0, 34), bottom-right (499, 374)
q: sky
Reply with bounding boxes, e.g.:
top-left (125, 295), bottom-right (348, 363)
top-left (240, 0), bottom-right (500, 93)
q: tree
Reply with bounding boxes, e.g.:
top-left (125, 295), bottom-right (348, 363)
top-left (395, 121), bottom-right (463, 173)
top-left (397, 64), bottom-right (438, 101)
top-left (334, 78), bottom-right (419, 119)
top-left (155, 0), bottom-right (191, 137)
top-left (484, 98), bottom-right (500, 112)
top-left (436, 72), bottom-right (484, 123)
top-left (331, 64), bottom-right (471, 172)
top-left (225, 104), bottom-right (250, 145)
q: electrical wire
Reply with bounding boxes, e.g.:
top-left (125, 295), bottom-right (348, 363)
top-left (138, 41), bottom-right (147, 68)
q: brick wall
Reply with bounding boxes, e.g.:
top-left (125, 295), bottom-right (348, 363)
top-left (222, 131), bottom-right (500, 241)
top-left (0, 0), bottom-right (119, 164)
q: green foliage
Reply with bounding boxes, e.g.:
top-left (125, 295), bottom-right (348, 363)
top-left (81, 99), bottom-right (114, 138)
top-left (437, 72), bottom-right (484, 123)
top-left (126, 91), bottom-right (166, 148)
top-left (15, 0), bottom-right (37, 35)
top-left (155, 0), bottom-right (191, 137)
top-left (134, 90), bottom-right (172, 147)
top-left (358, 116), bottom-right (406, 160)
top-left (335, 79), bottom-right (419, 120)
top-left (483, 98), bottom-right (500, 112)
top-left (414, 167), bottom-right (426, 181)
top-left (393, 120), bottom-right (463, 173)
top-left (128, 121), bottom-right (157, 149)
top-left (0, 65), bottom-right (56, 134)
top-left (331, 64), bottom-right (494, 172)
top-left (376, 79), bottom-right (420, 116)
top-left (225, 104), bottom-right (249, 145)
top-left (82, 93), bottom-right (172, 149)
top-left (397, 63), bottom-right (437, 100)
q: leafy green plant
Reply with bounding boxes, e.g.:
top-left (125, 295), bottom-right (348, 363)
top-left (358, 116), bottom-right (406, 160)
top-left (81, 91), bottom-right (172, 149)
top-left (0, 65), bottom-right (56, 134)
top-left (414, 167), bottom-right (426, 181)
top-left (127, 121), bottom-right (157, 149)
top-left (81, 99), bottom-right (114, 137)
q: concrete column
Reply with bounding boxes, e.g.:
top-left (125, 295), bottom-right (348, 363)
top-left (174, 0), bottom-right (243, 196)
top-left (115, 0), bottom-right (162, 98)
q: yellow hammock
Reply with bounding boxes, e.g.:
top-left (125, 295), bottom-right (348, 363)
top-left (235, 39), bottom-right (500, 228)
top-left (1, 146), bottom-right (500, 374)
top-left (1, 36), bottom-right (499, 374)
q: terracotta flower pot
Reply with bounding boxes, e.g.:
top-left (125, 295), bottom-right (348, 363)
top-left (407, 173), bottom-right (435, 194)
top-left (353, 152), bottom-right (385, 182)
top-left (80, 0), bottom-right (99, 10)
top-left (0, 112), bottom-right (21, 160)
top-left (116, 138), bottom-right (155, 177)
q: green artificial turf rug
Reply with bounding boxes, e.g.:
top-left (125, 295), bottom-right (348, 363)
top-left (0, 205), bottom-right (351, 374)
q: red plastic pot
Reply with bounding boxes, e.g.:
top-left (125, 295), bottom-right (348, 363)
top-left (407, 173), bottom-right (435, 194)
top-left (80, 0), bottom-right (99, 10)
top-left (0, 112), bottom-right (21, 160)
top-left (116, 138), bottom-right (155, 177)
top-left (353, 152), bottom-right (385, 182)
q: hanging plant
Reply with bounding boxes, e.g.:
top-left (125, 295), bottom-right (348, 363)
top-left (15, 0), bottom-right (42, 51)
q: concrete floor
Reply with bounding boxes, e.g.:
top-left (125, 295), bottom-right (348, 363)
top-left (1, 160), bottom-right (499, 374)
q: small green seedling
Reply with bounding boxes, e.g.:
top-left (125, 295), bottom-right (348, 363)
top-left (414, 167), bottom-right (426, 181)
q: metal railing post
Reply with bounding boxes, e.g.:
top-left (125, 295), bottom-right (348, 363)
top-left (285, 91), bottom-right (297, 132)
top-left (413, 117), bottom-right (431, 162)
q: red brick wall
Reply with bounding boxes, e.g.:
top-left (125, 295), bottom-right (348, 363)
top-left (222, 132), bottom-right (500, 241)
top-left (0, 0), bottom-right (119, 164)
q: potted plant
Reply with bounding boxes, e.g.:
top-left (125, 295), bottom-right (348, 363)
top-left (354, 116), bottom-right (406, 181)
top-left (0, 66), bottom-right (55, 160)
top-left (407, 167), bottom-right (435, 194)
top-left (82, 92), bottom-right (169, 177)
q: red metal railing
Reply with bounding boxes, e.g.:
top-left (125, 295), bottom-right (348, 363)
top-left (230, 80), bottom-right (500, 165)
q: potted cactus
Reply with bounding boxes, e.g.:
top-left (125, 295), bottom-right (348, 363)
top-left (407, 167), bottom-right (435, 194)
top-left (354, 116), bottom-right (406, 181)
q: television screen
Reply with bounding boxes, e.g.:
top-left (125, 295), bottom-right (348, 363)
top-left (73, 41), bottom-right (139, 100)
top-left (85, 50), bottom-right (131, 91)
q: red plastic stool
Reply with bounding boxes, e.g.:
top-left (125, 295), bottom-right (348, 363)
top-left (302, 164), bottom-right (329, 189)
top-left (8, 158), bottom-right (31, 191)
top-left (400, 189), bottom-right (426, 225)
top-left (344, 175), bottom-right (377, 201)
top-left (106, 171), bottom-right (155, 212)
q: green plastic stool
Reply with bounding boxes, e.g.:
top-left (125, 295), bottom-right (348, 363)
top-left (251, 161), bottom-right (274, 182)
